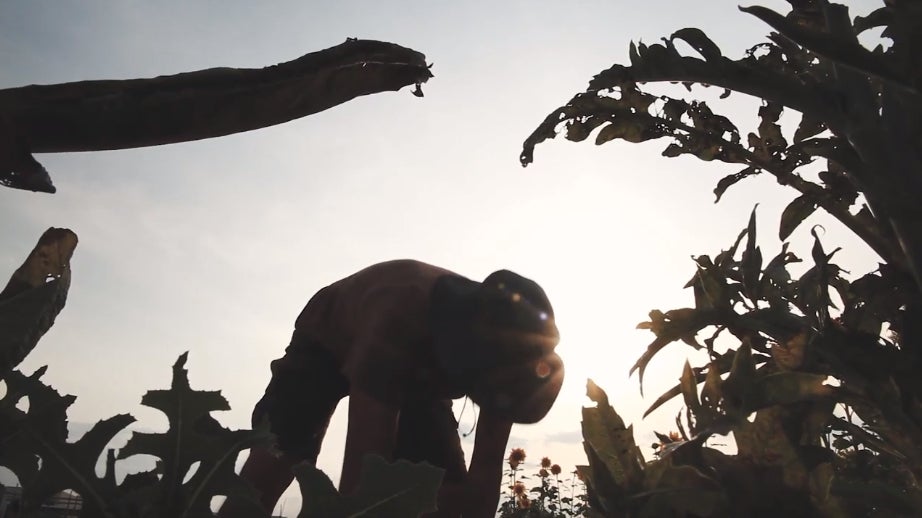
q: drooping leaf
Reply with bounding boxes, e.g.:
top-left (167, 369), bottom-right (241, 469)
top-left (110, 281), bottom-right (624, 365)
top-left (713, 166), bottom-right (760, 202)
top-left (779, 194), bottom-right (819, 241)
top-left (632, 308), bottom-right (722, 394)
top-left (742, 372), bottom-right (836, 413)
top-left (671, 28), bottom-right (724, 62)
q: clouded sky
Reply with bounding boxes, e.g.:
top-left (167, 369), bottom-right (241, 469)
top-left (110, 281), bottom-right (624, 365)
top-left (2, 0), bottom-right (884, 514)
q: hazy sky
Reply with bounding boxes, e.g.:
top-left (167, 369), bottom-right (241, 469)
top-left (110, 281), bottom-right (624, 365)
top-left (2, 0), bottom-right (884, 514)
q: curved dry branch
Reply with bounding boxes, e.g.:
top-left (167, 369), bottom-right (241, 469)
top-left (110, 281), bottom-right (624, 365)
top-left (0, 38), bottom-right (433, 193)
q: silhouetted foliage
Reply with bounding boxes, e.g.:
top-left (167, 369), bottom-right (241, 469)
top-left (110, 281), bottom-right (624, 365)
top-left (523, 1), bottom-right (922, 516)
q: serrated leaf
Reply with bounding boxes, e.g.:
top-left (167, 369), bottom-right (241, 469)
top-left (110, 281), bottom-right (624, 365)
top-left (0, 228), bottom-right (77, 374)
top-left (118, 353), bottom-right (271, 518)
top-left (779, 194), bottom-right (819, 241)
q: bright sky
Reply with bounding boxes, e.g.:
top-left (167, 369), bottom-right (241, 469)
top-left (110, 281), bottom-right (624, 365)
top-left (1, 0), bottom-right (884, 515)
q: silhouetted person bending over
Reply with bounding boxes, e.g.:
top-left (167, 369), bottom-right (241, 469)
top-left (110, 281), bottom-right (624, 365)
top-left (219, 259), bottom-right (563, 517)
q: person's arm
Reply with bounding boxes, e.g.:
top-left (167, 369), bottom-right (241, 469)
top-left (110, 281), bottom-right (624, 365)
top-left (463, 411), bottom-right (513, 518)
top-left (340, 388), bottom-right (401, 493)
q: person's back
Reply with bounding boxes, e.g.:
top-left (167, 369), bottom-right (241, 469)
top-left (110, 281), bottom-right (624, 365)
top-left (289, 259), bottom-right (465, 404)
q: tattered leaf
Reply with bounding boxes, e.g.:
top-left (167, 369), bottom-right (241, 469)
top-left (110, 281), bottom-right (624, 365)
top-left (671, 28), bottom-right (724, 62)
top-left (0, 228), bottom-right (77, 374)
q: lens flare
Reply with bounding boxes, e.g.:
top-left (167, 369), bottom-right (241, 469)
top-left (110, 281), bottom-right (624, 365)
top-left (535, 361), bottom-right (551, 378)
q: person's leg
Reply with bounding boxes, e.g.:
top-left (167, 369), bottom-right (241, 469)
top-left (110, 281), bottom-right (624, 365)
top-left (219, 340), bottom-right (349, 517)
top-left (395, 395), bottom-right (468, 517)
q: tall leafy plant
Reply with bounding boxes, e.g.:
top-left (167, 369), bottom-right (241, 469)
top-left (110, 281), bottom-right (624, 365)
top-left (522, 1), bottom-right (922, 516)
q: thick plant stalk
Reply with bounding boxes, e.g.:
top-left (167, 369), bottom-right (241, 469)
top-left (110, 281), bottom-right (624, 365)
top-left (0, 38), bottom-right (432, 193)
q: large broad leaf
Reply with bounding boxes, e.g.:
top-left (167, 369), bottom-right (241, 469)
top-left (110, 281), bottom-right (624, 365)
top-left (117, 353), bottom-right (271, 518)
top-left (294, 455), bottom-right (443, 518)
top-left (0, 228), bottom-right (77, 374)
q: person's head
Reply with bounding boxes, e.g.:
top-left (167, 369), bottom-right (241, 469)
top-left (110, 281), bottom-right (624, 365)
top-left (429, 269), bottom-right (563, 424)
